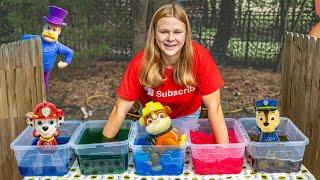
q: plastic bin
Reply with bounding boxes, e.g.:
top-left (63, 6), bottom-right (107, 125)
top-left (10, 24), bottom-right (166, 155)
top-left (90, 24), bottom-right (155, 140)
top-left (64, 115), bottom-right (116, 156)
top-left (239, 117), bottom-right (309, 173)
top-left (188, 118), bottom-right (247, 174)
top-left (70, 120), bottom-right (132, 175)
top-left (129, 119), bottom-right (187, 176)
top-left (10, 120), bottom-right (81, 176)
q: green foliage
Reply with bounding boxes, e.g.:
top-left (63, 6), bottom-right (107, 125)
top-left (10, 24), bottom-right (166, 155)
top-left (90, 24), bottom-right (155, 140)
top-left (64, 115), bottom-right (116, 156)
top-left (227, 38), bottom-right (280, 60)
top-left (1, 0), bottom-right (132, 62)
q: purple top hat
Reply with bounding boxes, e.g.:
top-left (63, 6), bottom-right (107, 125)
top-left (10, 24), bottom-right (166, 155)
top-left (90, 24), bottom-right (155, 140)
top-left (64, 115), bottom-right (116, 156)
top-left (43, 6), bottom-right (68, 26)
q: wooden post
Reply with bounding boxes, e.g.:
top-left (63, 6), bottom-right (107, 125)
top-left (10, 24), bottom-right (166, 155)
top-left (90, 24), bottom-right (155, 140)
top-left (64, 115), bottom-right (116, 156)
top-left (281, 32), bottom-right (320, 178)
top-left (0, 38), bottom-right (45, 180)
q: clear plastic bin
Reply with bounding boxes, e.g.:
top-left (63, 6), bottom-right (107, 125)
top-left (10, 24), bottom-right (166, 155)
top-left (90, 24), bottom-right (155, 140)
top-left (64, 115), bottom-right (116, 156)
top-left (10, 120), bottom-right (81, 176)
top-left (70, 120), bottom-right (132, 175)
top-left (188, 118), bottom-right (247, 174)
top-left (129, 119), bottom-right (187, 176)
top-left (239, 117), bottom-right (309, 173)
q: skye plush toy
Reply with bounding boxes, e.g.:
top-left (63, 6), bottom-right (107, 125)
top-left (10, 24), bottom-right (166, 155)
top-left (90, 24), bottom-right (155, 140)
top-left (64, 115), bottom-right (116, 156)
top-left (139, 101), bottom-right (186, 147)
top-left (26, 101), bottom-right (64, 147)
top-left (255, 99), bottom-right (280, 142)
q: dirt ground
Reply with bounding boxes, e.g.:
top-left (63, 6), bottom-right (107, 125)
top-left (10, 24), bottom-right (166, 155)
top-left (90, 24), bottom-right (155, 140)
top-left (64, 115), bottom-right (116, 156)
top-left (48, 61), bottom-right (280, 120)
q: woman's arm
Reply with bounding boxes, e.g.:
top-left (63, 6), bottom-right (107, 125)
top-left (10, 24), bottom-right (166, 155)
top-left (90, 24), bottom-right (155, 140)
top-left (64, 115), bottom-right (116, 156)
top-left (102, 97), bottom-right (135, 138)
top-left (202, 89), bottom-right (229, 144)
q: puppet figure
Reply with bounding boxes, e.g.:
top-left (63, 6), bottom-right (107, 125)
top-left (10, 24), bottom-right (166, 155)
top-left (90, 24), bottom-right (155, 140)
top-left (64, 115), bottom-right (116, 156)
top-left (255, 99), bottom-right (280, 142)
top-left (26, 101), bottom-right (64, 147)
top-left (309, 0), bottom-right (320, 37)
top-left (21, 6), bottom-right (74, 91)
top-left (139, 101), bottom-right (186, 146)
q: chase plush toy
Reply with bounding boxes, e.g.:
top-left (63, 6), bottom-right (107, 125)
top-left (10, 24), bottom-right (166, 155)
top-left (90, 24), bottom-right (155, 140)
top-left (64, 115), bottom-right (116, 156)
top-left (21, 6), bottom-right (74, 91)
top-left (255, 99), bottom-right (280, 142)
top-left (26, 101), bottom-right (64, 146)
top-left (139, 101), bottom-right (186, 147)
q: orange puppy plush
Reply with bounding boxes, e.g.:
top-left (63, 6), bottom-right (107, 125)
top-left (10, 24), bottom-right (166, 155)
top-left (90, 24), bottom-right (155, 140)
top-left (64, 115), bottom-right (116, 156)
top-left (139, 101), bottom-right (186, 146)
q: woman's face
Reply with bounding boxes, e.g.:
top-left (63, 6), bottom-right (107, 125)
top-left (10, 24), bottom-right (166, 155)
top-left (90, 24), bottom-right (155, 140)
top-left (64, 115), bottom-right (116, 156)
top-left (155, 16), bottom-right (186, 65)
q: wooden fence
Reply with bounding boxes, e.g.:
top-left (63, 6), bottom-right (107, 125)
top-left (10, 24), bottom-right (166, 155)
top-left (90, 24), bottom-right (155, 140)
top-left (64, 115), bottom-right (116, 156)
top-left (281, 32), bottom-right (320, 178)
top-left (0, 38), bottom-right (45, 179)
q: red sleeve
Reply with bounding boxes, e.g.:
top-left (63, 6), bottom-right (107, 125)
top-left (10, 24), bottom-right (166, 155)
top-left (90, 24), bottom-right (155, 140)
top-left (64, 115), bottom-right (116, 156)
top-left (117, 50), bottom-right (144, 101)
top-left (193, 42), bottom-right (224, 95)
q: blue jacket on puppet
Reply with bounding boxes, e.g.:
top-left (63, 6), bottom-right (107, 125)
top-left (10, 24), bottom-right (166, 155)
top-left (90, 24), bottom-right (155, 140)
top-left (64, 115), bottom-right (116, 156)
top-left (255, 99), bottom-right (280, 142)
top-left (21, 34), bottom-right (73, 73)
top-left (20, 6), bottom-right (74, 91)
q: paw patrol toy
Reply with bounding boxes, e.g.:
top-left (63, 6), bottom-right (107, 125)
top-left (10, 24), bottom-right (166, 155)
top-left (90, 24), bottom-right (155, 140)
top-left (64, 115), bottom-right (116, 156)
top-left (26, 101), bottom-right (64, 147)
top-left (139, 101), bottom-right (186, 147)
top-left (255, 99), bottom-right (280, 142)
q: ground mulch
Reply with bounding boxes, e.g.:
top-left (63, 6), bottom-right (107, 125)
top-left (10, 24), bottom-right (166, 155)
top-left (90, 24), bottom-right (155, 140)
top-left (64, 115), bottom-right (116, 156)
top-left (48, 61), bottom-right (280, 120)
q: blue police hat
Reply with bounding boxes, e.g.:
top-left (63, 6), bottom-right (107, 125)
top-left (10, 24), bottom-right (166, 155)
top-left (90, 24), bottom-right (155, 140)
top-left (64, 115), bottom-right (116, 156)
top-left (255, 99), bottom-right (278, 111)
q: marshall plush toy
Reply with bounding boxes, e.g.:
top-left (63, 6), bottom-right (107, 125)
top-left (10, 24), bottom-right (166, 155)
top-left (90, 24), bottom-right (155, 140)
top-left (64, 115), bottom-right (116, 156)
top-left (139, 101), bottom-right (186, 146)
top-left (26, 101), bottom-right (64, 146)
top-left (255, 99), bottom-right (280, 142)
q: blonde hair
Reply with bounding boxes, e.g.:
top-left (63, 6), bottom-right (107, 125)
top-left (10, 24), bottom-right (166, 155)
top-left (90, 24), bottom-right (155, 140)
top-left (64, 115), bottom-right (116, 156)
top-left (139, 3), bottom-right (195, 87)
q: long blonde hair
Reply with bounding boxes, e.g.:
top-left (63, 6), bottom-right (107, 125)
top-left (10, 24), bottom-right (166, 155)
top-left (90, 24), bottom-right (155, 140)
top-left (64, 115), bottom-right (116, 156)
top-left (139, 3), bottom-right (195, 87)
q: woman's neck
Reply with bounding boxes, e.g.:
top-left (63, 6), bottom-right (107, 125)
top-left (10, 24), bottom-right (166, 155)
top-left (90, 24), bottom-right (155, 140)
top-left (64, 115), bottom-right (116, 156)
top-left (162, 53), bottom-right (180, 67)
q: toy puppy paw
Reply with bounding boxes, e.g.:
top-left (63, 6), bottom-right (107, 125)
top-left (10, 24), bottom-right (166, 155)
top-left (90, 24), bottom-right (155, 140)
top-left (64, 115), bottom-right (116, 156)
top-left (179, 134), bottom-right (187, 146)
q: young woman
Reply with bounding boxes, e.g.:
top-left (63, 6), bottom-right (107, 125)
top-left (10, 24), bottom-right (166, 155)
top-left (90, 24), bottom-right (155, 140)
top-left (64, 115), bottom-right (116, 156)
top-left (103, 3), bottom-right (229, 144)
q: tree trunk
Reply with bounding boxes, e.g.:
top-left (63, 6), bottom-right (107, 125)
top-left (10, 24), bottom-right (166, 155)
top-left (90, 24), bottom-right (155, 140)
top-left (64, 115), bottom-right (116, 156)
top-left (146, 0), bottom-right (171, 30)
top-left (275, 0), bottom-right (292, 72)
top-left (212, 0), bottom-right (235, 63)
top-left (132, 0), bottom-right (149, 54)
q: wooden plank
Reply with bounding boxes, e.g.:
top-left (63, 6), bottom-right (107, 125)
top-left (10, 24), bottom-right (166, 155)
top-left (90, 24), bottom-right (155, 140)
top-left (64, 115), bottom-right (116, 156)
top-left (280, 32), bottom-right (292, 115)
top-left (23, 41), bottom-right (36, 111)
top-left (0, 117), bottom-right (22, 180)
top-left (34, 38), bottom-right (43, 67)
top-left (286, 32), bottom-right (294, 116)
top-left (3, 43), bottom-right (10, 70)
top-left (0, 47), bottom-right (9, 119)
top-left (5, 67), bottom-right (17, 139)
top-left (28, 39), bottom-right (37, 67)
top-left (308, 38), bottom-right (320, 178)
top-left (300, 35), bottom-right (314, 170)
top-left (14, 41), bottom-right (22, 69)
top-left (24, 39), bottom-right (39, 107)
top-left (36, 38), bottom-right (46, 101)
top-left (290, 34), bottom-right (303, 126)
top-left (298, 35), bottom-right (309, 133)
top-left (0, 44), bottom-right (4, 70)
top-left (15, 42), bottom-right (27, 118)
top-left (286, 33), bottom-right (295, 116)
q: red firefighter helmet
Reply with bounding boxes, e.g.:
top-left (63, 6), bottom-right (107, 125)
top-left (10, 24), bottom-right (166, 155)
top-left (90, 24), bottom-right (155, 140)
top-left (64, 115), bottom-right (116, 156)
top-left (31, 101), bottom-right (64, 120)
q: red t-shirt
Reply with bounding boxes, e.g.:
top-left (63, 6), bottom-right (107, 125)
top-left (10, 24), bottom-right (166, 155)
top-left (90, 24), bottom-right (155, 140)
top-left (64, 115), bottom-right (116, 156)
top-left (117, 41), bottom-right (224, 118)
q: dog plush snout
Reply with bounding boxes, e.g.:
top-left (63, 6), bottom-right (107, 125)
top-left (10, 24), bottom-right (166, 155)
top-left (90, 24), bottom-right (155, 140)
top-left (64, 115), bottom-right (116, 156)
top-left (263, 122), bottom-right (269, 127)
top-left (42, 126), bottom-right (49, 131)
